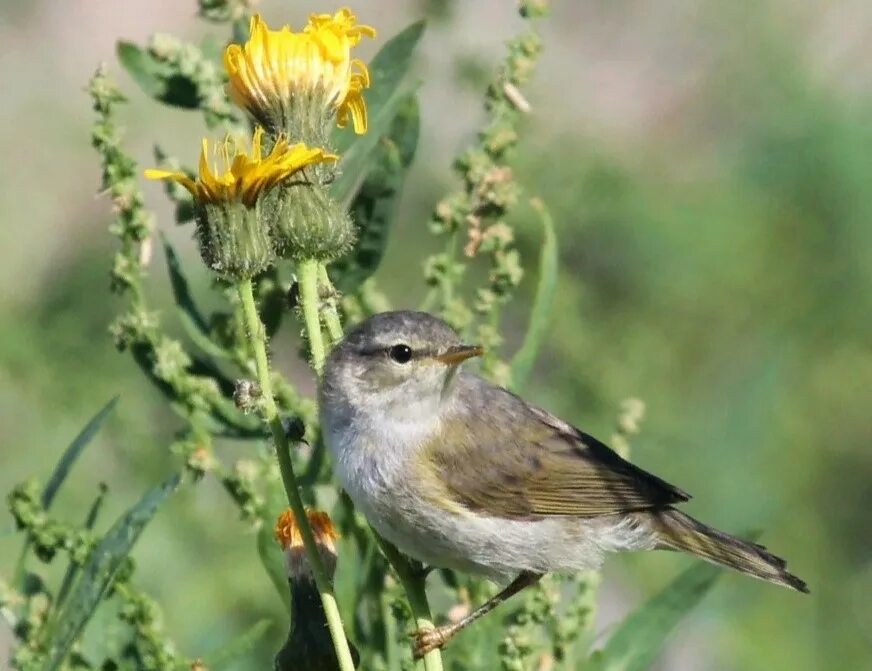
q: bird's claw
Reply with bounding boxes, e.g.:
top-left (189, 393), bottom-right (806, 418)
top-left (412, 626), bottom-right (449, 659)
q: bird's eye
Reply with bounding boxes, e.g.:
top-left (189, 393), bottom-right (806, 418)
top-left (388, 344), bottom-right (413, 364)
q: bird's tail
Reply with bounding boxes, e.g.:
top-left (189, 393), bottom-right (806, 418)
top-left (646, 507), bottom-right (809, 593)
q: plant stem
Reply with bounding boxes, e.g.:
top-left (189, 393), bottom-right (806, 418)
top-left (318, 263), bottom-right (344, 345)
top-left (381, 589), bottom-right (400, 671)
top-left (317, 265), bottom-right (444, 671)
top-left (237, 277), bottom-right (356, 671)
top-left (297, 259), bottom-right (327, 374)
top-left (11, 543), bottom-right (29, 589)
top-left (376, 537), bottom-right (444, 671)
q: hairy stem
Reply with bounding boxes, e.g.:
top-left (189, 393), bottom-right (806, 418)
top-left (298, 259), bottom-right (327, 374)
top-left (318, 263), bottom-right (344, 346)
top-left (237, 277), bottom-right (356, 671)
top-left (318, 265), bottom-right (445, 671)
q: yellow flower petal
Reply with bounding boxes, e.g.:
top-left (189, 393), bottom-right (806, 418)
top-left (144, 168), bottom-right (198, 197)
top-left (146, 128), bottom-right (337, 208)
top-left (223, 10), bottom-right (375, 134)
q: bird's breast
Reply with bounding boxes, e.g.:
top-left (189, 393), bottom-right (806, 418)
top-left (321, 403), bottom-right (441, 520)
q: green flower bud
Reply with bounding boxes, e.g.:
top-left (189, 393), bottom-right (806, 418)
top-left (145, 127), bottom-right (337, 280)
top-left (195, 200), bottom-right (274, 279)
top-left (269, 183), bottom-right (356, 262)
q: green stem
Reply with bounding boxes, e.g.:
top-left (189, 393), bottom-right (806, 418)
top-left (298, 259), bottom-right (327, 374)
top-left (237, 277), bottom-right (356, 671)
top-left (316, 263), bottom-right (444, 671)
top-left (11, 542), bottom-right (29, 589)
top-left (318, 263), bottom-right (344, 345)
top-left (381, 589), bottom-right (400, 671)
top-left (376, 537), bottom-right (444, 671)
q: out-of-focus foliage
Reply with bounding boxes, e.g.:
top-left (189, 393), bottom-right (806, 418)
top-left (1, 1), bottom-right (870, 670)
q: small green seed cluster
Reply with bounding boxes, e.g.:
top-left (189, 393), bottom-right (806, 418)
top-left (93, 67), bottom-right (224, 423)
top-left (198, 0), bottom-right (253, 23)
top-left (5, 480), bottom-right (185, 671)
top-left (90, 66), bottom-right (153, 297)
top-left (113, 580), bottom-right (184, 670)
top-left (146, 32), bottom-right (240, 130)
top-left (498, 576), bottom-right (558, 671)
top-left (8, 481), bottom-right (95, 564)
top-left (424, 3), bottom-right (547, 384)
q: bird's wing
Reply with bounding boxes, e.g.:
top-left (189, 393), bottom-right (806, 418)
top-left (425, 381), bottom-right (690, 520)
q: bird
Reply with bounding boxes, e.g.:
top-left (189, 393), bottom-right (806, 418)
top-left (318, 310), bottom-right (808, 657)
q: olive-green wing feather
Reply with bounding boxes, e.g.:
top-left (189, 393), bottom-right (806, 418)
top-left (426, 378), bottom-right (689, 519)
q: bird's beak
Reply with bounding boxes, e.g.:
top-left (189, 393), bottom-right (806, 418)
top-left (434, 344), bottom-right (484, 365)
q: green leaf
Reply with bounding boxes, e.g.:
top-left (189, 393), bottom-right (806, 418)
top-left (163, 236), bottom-right (208, 332)
top-left (162, 236), bottom-right (234, 362)
top-left (55, 484), bottom-right (109, 609)
top-left (331, 21), bottom-right (425, 205)
top-left (203, 618), bottom-right (273, 669)
top-left (127, 343), bottom-right (263, 438)
top-left (116, 41), bottom-right (199, 108)
top-left (331, 95), bottom-right (420, 292)
top-left (586, 561), bottom-right (723, 671)
top-left (510, 200), bottom-right (559, 390)
top-left (42, 397), bottom-right (118, 509)
top-left (42, 473), bottom-right (181, 671)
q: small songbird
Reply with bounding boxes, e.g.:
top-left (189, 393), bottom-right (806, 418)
top-left (319, 311), bottom-right (808, 656)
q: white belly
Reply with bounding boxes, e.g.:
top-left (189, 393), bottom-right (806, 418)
top-left (321, 407), bottom-right (657, 580)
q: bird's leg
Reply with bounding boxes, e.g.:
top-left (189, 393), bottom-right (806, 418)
top-left (412, 571), bottom-right (543, 659)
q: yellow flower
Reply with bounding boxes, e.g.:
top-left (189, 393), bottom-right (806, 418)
top-left (144, 128), bottom-right (337, 279)
top-left (144, 127), bottom-right (337, 207)
top-left (223, 9), bottom-right (376, 135)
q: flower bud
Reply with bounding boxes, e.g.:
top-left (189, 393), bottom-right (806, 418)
top-left (273, 509), bottom-right (359, 671)
top-left (145, 128), bottom-right (336, 280)
top-left (196, 200), bottom-right (273, 278)
top-left (268, 183), bottom-right (355, 262)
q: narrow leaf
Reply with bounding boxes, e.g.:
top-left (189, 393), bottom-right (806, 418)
top-left (162, 237), bottom-right (234, 362)
top-left (116, 41), bottom-right (199, 108)
top-left (42, 397), bottom-right (118, 509)
top-left (586, 561), bottom-right (722, 671)
top-left (331, 21), bottom-right (425, 205)
top-left (510, 200), bottom-right (559, 390)
top-left (163, 236), bottom-right (208, 332)
top-left (203, 619), bottom-right (273, 669)
top-left (55, 484), bottom-right (109, 609)
top-left (42, 473), bottom-right (181, 671)
top-left (331, 95), bottom-right (420, 292)
top-left (129, 342), bottom-right (263, 439)
top-left (333, 21), bottom-right (425, 155)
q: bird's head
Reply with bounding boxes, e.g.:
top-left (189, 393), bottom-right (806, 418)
top-left (322, 311), bottom-right (483, 417)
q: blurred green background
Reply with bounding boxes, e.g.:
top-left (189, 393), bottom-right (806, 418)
top-left (2, 1), bottom-right (871, 669)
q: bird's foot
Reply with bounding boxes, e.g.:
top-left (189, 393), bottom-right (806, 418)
top-left (412, 625), bottom-right (453, 659)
